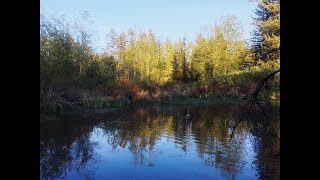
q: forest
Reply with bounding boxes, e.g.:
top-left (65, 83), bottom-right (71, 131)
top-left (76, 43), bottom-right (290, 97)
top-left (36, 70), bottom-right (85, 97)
top-left (40, 0), bottom-right (280, 116)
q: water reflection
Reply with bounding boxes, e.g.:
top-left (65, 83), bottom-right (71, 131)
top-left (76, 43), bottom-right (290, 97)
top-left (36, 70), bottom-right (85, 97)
top-left (248, 103), bottom-right (280, 180)
top-left (40, 104), bottom-right (280, 179)
top-left (40, 117), bottom-right (100, 180)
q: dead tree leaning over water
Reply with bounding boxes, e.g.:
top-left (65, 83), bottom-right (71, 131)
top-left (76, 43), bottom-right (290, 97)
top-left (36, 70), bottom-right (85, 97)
top-left (229, 69), bottom-right (280, 142)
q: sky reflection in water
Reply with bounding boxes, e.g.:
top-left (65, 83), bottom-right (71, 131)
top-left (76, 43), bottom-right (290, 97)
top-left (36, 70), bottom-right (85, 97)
top-left (40, 104), bottom-right (280, 180)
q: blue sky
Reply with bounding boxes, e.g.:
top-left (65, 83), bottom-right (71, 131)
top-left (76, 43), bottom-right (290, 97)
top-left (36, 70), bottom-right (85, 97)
top-left (40, 0), bottom-right (258, 52)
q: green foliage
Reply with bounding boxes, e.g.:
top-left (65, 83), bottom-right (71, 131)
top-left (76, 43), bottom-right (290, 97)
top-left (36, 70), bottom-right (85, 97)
top-left (41, 11), bottom-right (277, 88)
top-left (190, 15), bottom-right (247, 81)
top-left (40, 3), bottom-right (280, 112)
top-left (252, 0), bottom-right (280, 63)
top-left (83, 97), bottom-right (130, 108)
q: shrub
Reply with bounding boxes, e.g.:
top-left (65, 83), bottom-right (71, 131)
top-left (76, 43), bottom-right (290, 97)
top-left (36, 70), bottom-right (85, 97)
top-left (83, 97), bottom-right (130, 108)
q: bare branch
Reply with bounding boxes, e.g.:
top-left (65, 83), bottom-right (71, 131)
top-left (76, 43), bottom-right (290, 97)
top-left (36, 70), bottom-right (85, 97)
top-left (229, 69), bottom-right (280, 142)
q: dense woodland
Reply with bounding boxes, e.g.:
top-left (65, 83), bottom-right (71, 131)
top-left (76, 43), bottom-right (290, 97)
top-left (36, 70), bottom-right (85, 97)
top-left (40, 0), bottom-right (280, 115)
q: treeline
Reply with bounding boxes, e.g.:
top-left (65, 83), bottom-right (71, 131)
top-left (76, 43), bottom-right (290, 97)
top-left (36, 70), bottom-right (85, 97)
top-left (40, 0), bottom-right (279, 111)
top-left (40, 11), bottom-right (117, 89)
top-left (105, 17), bottom-right (247, 85)
top-left (40, 14), bottom-right (246, 87)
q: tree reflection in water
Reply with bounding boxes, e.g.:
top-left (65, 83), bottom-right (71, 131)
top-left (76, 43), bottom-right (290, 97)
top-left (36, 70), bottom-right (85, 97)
top-left (98, 105), bottom-right (250, 178)
top-left (40, 104), bottom-right (280, 179)
top-left (40, 116), bottom-right (100, 180)
top-left (247, 102), bottom-right (280, 180)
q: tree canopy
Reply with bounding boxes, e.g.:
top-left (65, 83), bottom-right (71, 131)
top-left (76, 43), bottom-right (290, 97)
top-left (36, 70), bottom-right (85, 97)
top-left (40, 0), bottom-right (280, 93)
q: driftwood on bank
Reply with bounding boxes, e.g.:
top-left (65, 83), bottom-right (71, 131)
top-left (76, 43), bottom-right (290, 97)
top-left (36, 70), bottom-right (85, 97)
top-left (229, 69), bottom-right (280, 142)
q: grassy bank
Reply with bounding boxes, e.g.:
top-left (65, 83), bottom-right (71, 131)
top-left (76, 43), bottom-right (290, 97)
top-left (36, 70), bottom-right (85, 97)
top-left (161, 97), bottom-right (248, 105)
top-left (40, 86), bottom-right (279, 116)
top-left (40, 69), bottom-right (279, 116)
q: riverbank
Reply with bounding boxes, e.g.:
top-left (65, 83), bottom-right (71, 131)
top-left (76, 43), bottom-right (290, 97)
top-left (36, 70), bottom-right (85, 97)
top-left (40, 72), bottom-right (280, 121)
top-left (40, 87), bottom-right (279, 123)
top-left (40, 88), bottom-right (245, 113)
top-left (40, 68), bottom-right (280, 118)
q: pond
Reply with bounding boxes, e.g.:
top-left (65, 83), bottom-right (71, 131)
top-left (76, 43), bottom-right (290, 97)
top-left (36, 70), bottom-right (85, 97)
top-left (40, 104), bottom-right (280, 180)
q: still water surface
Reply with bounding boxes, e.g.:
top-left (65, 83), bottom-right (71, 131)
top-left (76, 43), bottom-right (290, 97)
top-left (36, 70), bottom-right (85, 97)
top-left (40, 104), bottom-right (280, 180)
